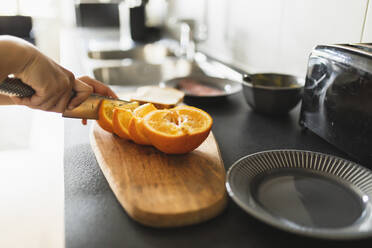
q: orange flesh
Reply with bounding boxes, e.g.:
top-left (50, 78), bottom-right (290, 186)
top-left (128, 103), bottom-right (157, 145)
top-left (143, 106), bottom-right (212, 154)
top-left (146, 108), bottom-right (212, 136)
top-left (100, 101), bottom-right (213, 154)
top-left (97, 100), bottom-right (139, 133)
top-left (113, 107), bottom-right (134, 139)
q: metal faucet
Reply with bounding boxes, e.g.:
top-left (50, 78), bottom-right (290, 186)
top-left (177, 21), bottom-right (196, 60)
top-left (167, 0), bottom-right (209, 60)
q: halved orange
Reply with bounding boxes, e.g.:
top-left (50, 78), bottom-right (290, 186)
top-left (128, 103), bottom-right (157, 145)
top-left (112, 107), bottom-right (134, 139)
top-left (97, 99), bottom-right (139, 133)
top-left (142, 105), bottom-right (213, 154)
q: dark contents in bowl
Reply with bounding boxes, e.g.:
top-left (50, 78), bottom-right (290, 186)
top-left (248, 74), bottom-right (302, 88)
top-left (177, 78), bottom-right (225, 96)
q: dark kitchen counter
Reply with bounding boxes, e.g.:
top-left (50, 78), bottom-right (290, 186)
top-left (64, 92), bottom-right (372, 248)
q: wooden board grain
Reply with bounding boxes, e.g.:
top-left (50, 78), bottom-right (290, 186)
top-left (90, 122), bottom-right (227, 227)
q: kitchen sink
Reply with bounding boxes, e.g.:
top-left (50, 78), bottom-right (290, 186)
top-left (88, 43), bottom-right (175, 64)
top-left (93, 57), bottom-right (207, 86)
top-left (87, 39), bottom-right (243, 89)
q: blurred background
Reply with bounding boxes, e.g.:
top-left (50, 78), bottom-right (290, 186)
top-left (0, 1), bottom-right (371, 247)
top-left (0, 0), bottom-right (370, 76)
top-left (0, 0), bottom-right (76, 61)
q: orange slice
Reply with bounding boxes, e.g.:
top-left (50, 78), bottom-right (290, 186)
top-left (142, 105), bottom-right (213, 154)
top-left (113, 107), bottom-right (134, 139)
top-left (97, 99), bottom-right (139, 133)
top-left (128, 103), bottom-right (157, 145)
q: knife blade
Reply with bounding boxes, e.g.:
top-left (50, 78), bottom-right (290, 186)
top-left (0, 76), bottom-right (130, 120)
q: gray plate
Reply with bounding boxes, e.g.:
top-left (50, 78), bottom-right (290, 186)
top-left (226, 150), bottom-right (372, 240)
top-left (162, 75), bottom-right (242, 98)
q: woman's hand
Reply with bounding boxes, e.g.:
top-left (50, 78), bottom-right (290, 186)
top-left (2, 36), bottom-right (116, 114)
top-left (10, 44), bottom-right (93, 113)
top-left (73, 76), bottom-right (118, 106)
top-left (75, 76), bottom-right (118, 125)
top-left (0, 36), bottom-right (117, 117)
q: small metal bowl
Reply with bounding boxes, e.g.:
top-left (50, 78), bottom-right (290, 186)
top-left (242, 73), bottom-right (304, 115)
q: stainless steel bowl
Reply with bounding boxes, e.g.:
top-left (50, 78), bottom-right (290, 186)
top-left (242, 73), bottom-right (304, 115)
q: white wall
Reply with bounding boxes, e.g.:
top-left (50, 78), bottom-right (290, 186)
top-left (33, 0), bottom-right (77, 62)
top-left (170, 0), bottom-right (370, 78)
top-left (362, 1), bottom-right (372, 42)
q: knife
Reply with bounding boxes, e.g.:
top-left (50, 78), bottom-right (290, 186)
top-left (0, 76), bottom-right (130, 119)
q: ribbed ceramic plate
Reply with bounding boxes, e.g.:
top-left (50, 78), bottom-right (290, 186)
top-left (226, 150), bottom-right (372, 240)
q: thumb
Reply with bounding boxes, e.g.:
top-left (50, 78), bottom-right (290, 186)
top-left (67, 79), bottom-right (93, 110)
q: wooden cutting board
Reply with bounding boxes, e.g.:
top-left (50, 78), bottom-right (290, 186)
top-left (90, 122), bottom-right (227, 228)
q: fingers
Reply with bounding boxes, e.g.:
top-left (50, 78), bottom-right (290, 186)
top-left (67, 78), bottom-right (93, 110)
top-left (9, 94), bottom-right (49, 108)
top-left (12, 49), bottom-right (76, 113)
top-left (11, 73), bottom-right (113, 116)
top-left (11, 82), bottom-right (71, 113)
top-left (53, 89), bottom-right (74, 113)
top-left (78, 76), bottom-right (118, 98)
top-left (75, 76), bottom-right (117, 126)
top-left (38, 95), bottom-right (60, 110)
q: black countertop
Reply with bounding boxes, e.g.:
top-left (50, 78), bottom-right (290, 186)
top-left (64, 92), bottom-right (372, 248)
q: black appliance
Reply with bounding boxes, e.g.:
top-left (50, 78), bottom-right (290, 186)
top-left (300, 43), bottom-right (372, 166)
